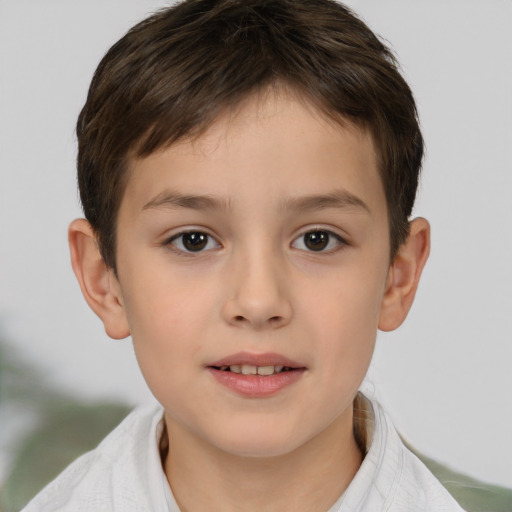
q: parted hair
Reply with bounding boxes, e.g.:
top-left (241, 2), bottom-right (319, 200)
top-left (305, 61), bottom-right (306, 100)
top-left (77, 0), bottom-right (423, 271)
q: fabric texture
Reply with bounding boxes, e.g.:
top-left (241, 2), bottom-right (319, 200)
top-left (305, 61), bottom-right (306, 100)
top-left (21, 396), bottom-right (465, 512)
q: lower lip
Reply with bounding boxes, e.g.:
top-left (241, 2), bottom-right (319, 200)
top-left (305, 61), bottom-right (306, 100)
top-left (208, 368), bottom-right (305, 397)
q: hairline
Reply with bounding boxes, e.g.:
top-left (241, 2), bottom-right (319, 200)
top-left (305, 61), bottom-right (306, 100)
top-left (110, 84), bottom-right (393, 271)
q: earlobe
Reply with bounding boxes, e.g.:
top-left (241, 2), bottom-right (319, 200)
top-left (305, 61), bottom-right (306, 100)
top-left (378, 217), bottom-right (430, 332)
top-left (68, 219), bottom-right (130, 340)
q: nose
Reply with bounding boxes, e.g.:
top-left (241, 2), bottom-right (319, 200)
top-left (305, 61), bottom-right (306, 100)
top-left (221, 249), bottom-right (293, 330)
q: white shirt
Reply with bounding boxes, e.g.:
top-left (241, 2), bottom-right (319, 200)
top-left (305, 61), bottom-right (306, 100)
top-left (21, 396), bottom-right (465, 512)
top-left (328, 397), bottom-right (465, 511)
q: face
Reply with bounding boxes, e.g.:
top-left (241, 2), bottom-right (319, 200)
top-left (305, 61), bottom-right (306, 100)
top-left (114, 92), bottom-right (392, 458)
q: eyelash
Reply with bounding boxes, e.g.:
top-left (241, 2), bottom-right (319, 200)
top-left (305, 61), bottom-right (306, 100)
top-left (291, 229), bottom-right (347, 253)
top-left (165, 228), bottom-right (348, 255)
top-left (166, 230), bottom-right (220, 256)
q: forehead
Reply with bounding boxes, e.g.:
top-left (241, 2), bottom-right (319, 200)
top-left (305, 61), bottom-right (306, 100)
top-left (122, 91), bottom-right (384, 217)
top-left (175, 89), bottom-right (375, 164)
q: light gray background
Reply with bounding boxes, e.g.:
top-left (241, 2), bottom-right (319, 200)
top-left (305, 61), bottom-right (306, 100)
top-left (1, 0), bottom-right (511, 488)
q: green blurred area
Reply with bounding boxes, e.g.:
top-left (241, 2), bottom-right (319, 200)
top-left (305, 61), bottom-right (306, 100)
top-left (0, 340), bottom-right (131, 512)
top-left (1, 402), bottom-right (130, 511)
top-left (1, 340), bottom-right (511, 512)
top-left (403, 441), bottom-right (512, 512)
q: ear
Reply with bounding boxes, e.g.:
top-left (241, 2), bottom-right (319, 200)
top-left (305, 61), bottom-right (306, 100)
top-left (378, 217), bottom-right (430, 331)
top-left (68, 219), bottom-right (130, 339)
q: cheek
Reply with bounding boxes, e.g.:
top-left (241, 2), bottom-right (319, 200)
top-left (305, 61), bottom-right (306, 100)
top-left (122, 251), bottom-right (216, 334)
top-left (120, 268), bottom-right (215, 388)
top-left (301, 263), bottom-right (386, 371)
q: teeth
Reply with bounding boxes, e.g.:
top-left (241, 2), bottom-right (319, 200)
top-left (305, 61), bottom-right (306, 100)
top-left (257, 365), bottom-right (274, 376)
top-left (241, 364), bottom-right (257, 375)
top-left (225, 364), bottom-right (289, 375)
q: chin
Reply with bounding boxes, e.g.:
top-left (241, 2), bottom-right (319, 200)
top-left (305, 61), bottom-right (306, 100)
top-left (206, 420), bottom-right (310, 459)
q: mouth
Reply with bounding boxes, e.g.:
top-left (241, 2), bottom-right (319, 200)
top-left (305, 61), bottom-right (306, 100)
top-left (210, 364), bottom-right (298, 376)
top-left (208, 352), bottom-right (305, 374)
top-left (207, 352), bottom-right (306, 397)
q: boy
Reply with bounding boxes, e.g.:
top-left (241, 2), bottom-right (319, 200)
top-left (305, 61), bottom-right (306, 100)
top-left (23, 0), bottom-right (465, 510)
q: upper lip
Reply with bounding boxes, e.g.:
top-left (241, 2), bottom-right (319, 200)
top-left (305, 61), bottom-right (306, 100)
top-left (209, 351), bottom-right (304, 368)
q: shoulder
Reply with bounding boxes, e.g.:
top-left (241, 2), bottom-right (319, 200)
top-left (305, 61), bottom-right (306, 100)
top-left (21, 404), bottom-right (164, 512)
top-left (373, 398), bottom-right (465, 511)
top-left (339, 395), bottom-right (465, 512)
top-left (395, 440), bottom-right (467, 511)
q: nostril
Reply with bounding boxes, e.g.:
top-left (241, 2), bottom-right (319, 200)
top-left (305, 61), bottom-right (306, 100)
top-left (233, 315), bottom-right (281, 325)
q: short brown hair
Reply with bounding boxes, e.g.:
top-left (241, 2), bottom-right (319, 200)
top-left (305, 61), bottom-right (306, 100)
top-left (77, 0), bottom-right (423, 271)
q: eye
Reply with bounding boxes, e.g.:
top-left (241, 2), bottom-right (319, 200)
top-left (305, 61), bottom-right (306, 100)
top-left (292, 230), bottom-right (345, 252)
top-left (169, 231), bottom-right (220, 253)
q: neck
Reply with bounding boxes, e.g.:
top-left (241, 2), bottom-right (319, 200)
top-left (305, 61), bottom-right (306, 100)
top-left (163, 405), bottom-right (363, 512)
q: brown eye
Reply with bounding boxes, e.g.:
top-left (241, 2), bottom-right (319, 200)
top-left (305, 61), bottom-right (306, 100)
top-left (182, 232), bottom-right (207, 251)
top-left (291, 230), bottom-right (344, 253)
top-left (170, 231), bottom-right (219, 253)
top-left (303, 231), bottom-right (329, 251)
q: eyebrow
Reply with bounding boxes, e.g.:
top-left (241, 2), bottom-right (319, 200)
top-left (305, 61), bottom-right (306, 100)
top-left (142, 189), bottom-right (370, 214)
top-left (281, 190), bottom-right (370, 214)
top-left (142, 191), bottom-right (231, 212)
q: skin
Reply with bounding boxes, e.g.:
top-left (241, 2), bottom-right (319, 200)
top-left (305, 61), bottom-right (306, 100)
top-left (69, 90), bottom-right (430, 512)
